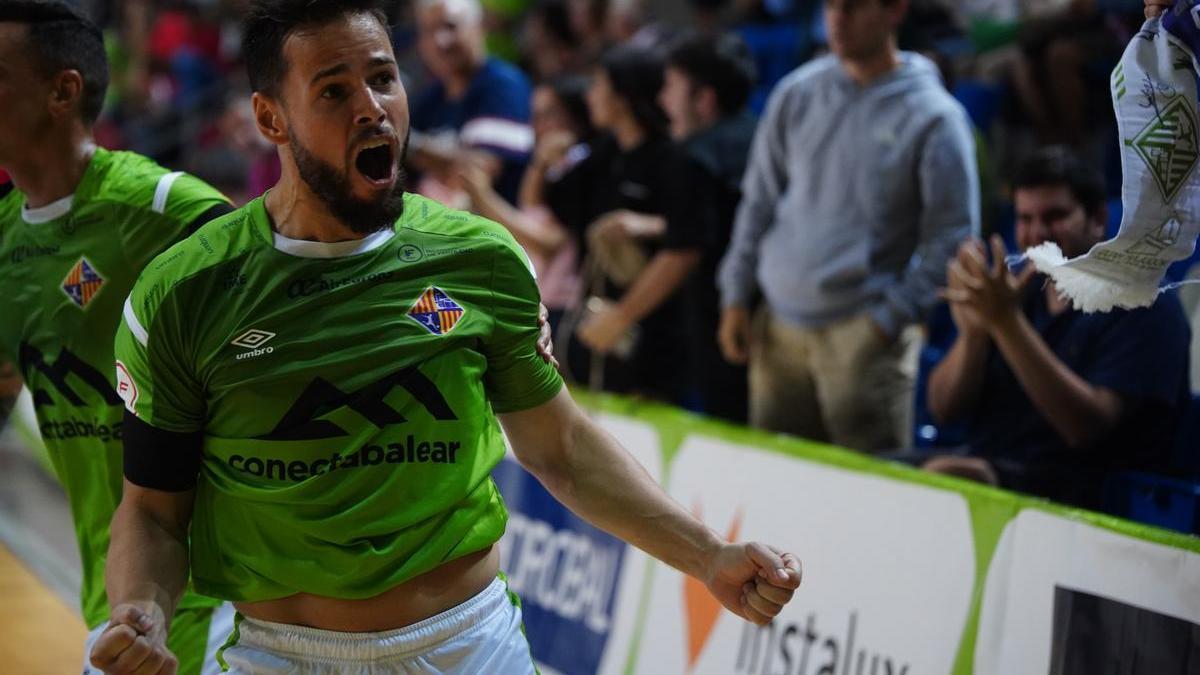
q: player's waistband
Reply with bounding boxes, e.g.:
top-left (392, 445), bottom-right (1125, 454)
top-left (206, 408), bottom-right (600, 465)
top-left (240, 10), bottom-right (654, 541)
top-left (231, 576), bottom-right (511, 660)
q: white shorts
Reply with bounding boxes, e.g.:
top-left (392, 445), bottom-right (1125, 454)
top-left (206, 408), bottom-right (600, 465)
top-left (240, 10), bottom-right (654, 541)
top-left (84, 602), bottom-right (236, 675)
top-left (218, 577), bottom-right (536, 674)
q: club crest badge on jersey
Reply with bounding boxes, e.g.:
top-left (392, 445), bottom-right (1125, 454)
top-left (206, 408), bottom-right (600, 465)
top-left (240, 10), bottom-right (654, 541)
top-left (407, 287), bottom-right (465, 336)
top-left (61, 256), bottom-right (105, 308)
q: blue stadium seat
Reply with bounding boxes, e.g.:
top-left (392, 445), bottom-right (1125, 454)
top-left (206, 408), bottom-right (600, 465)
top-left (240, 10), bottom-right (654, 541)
top-left (1104, 472), bottom-right (1200, 534)
top-left (951, 80), bottom-right (1005, 135)
top-left (736, 23), bottom-right (806, 115)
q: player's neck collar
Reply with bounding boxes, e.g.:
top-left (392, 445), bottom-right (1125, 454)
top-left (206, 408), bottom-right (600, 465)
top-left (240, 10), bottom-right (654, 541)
top-left (271, 226), bottom-right (395, 259)
top-left (22, 194), bottom-right (74, 224)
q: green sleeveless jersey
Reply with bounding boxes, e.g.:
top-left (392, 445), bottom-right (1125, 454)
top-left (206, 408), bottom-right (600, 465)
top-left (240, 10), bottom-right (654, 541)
top-left (0, 148), bottom-right (229, 628)
top-left (114, 193), bottom-right (563, 602)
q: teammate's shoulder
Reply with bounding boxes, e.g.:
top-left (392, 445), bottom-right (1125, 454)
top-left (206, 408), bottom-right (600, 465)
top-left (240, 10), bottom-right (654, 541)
top-left (134, 202), bottom-right (265, 296)
top-left (89, 149), bottom-right (226, 214)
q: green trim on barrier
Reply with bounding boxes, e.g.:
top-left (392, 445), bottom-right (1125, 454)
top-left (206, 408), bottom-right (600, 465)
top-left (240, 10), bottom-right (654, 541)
top-left (952, 492), bottom-right (1020, 674)
top-left (571, 387), bottom-right (1199, 673)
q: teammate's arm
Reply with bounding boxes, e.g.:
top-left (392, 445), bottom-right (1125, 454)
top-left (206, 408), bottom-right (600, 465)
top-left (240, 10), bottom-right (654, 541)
top-left (499, 389), bottom-right (802, 625)
top-left (90, 481), bottom-right (194, 675)
top-left (0, 360), bottom-right (21, 430)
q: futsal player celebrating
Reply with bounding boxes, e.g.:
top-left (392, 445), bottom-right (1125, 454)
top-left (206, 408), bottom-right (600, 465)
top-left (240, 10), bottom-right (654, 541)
top-left (91, 1), bottom-right (802, 673)
top-left (0, 3), bottom-right (241, 673)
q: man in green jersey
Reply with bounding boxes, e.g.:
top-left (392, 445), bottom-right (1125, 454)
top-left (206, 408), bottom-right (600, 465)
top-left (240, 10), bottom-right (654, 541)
top-left (0, 3), bottom-right (241, 673)
top-left (92, 2), bottom-right (802, 673)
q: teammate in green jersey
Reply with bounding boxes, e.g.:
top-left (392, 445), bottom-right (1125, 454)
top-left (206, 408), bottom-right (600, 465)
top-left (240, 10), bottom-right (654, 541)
top-left (0, 3), bottom-right (241, 673)
top-left (93, 2), bottom-right (802, 673)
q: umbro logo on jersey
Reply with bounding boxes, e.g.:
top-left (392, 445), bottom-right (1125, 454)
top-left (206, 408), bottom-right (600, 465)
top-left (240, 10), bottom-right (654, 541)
top-left (407, 287), bottom-right (464, 336)
top-left (61, 256), bottom-right (105, 308)
top-left (232, 329), bottom-right (276, 360)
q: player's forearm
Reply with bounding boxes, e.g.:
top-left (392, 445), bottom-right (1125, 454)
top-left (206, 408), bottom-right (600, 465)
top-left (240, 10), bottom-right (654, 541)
top-left (510, 397), bottom-right (722, 580)
top-left (989, 311), bottom-right (1120, 446)
top-left (616, 249), bottom-right (701, 325)
top-left (105, 496), bottom-right (192, 623)
top-left (927, 331), bottom-right (989, 424)
top-left (517, 162), bottom-right (549, 210)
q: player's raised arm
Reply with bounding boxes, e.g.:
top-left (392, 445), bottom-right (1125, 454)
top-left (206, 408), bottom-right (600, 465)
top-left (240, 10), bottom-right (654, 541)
top-left (498, 389), bottom-right (802, 625)
top-left (91, 481), bottom-right (195, 675)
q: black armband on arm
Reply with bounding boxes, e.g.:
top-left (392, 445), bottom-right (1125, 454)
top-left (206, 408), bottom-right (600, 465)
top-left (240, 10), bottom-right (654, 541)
top-left (185, 202), bottom-right (236, 236)
top-left (123, 411), bottom-right (203, 491)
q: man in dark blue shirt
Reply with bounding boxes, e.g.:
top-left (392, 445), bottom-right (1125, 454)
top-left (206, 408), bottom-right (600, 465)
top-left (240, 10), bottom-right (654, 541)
top-left (925, 146), bottom-right (1190, 510)
top-left (409, 0), bottom-right (532, 201)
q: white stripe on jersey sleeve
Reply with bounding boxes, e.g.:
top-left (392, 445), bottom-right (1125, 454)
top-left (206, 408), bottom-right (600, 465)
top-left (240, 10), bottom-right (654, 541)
top-left (152, 171), bottom-right (184, 214)
top-left (123, 296), bottom-right (150, 347)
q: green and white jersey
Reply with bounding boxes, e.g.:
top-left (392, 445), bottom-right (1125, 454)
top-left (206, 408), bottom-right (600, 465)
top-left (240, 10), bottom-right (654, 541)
top-left (115, 193), bottom-right (563, 602)
top-left (0, 148), bottom-right (229, 628)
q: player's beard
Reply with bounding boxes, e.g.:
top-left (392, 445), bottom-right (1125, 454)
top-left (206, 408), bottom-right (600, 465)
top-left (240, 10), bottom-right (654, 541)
top-left (290, 131), bottom-right (409, 235)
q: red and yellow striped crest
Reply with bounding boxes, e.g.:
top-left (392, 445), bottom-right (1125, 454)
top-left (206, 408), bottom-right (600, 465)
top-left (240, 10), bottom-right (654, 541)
top-left (61, 257), bottom-right (105, 309)
top-left (407, 287), bottom-right (465, 336)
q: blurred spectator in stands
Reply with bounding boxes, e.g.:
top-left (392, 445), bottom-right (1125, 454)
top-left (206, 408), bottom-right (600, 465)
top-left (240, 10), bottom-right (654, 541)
top-left (897, 0), bottom-right (965, 55)
top-left (460, 76), bottom-right (595, 330)
top-left (659, 32), bottom-right (757, 422)
top-left (604, 0), bottom-right (679, 50)
top-left (925, 147), bottom-right (1190, 510)
top-left (410, 0), bottom-right (533, 203)
top-left (717, 0), bottom-right (979, 451)
top-left (567, 0), bottom-right (610, 65)
top-left (548, 45), bottom-right (716, 405)
top-left (521, 0), bottom-right (588, 80)
top-left (1009, 0), bottom-right (1140, 147)
top-left (481, 0), bottom-right (532, 65)
top-left (219, 93), bottom-right (279, 201)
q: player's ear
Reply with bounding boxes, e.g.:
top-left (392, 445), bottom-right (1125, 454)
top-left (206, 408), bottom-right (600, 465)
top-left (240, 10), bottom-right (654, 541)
top-left (47, 70), bottom-right (85, 120)
top-left (252, 92), bottom-right (290, 146)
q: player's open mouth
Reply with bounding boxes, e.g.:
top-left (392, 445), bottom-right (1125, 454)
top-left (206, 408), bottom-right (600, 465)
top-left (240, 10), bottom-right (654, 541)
top-left (354, 139), bottom-right (395, 186)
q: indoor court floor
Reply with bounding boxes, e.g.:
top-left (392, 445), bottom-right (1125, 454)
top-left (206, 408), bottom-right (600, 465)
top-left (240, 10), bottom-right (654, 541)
top-left (0, 427), bottom-right (88, 673)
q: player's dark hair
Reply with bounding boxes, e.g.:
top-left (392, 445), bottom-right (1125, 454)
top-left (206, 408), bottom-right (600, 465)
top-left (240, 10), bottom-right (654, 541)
top-left (665, 32), bottom-right (756, 116)
top-left (0, 0), bottom-right (109, 125)
top-left (1013, 146), bottom-right (1107, 219)
top-left (546, 75), bottom-right (596, 142)
top-left (599, 45), bottom-right (668, 138)
top-left (243, 0), bottom-right (390, 98)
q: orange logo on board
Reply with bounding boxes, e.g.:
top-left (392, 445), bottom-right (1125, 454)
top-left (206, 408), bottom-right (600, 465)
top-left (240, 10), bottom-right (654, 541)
top-left (683, 504), bottom-right (743, 671)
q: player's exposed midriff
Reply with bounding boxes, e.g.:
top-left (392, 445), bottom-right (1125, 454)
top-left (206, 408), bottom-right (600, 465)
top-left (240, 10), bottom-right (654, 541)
top-left (233, 545), bottom-right (500, 632)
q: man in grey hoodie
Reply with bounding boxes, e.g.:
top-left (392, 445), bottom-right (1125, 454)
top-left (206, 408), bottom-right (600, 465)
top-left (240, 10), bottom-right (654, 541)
top-left (716, 0), bottom-right (979, 451)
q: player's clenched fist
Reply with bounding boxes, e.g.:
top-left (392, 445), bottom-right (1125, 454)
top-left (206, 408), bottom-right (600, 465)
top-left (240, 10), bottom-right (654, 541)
top-left (706, 542), bottom-right (803, 625)
top-left (89, 604), bottom-right (178, 675)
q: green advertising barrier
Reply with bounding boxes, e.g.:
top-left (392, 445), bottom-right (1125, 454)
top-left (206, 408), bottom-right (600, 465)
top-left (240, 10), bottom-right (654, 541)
top-left (569, 389), bottom-right (1200, 674)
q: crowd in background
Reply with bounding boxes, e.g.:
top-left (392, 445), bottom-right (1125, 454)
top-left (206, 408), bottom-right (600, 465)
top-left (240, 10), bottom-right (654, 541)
top-left (38, 0), bottom-right (1200, 520)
